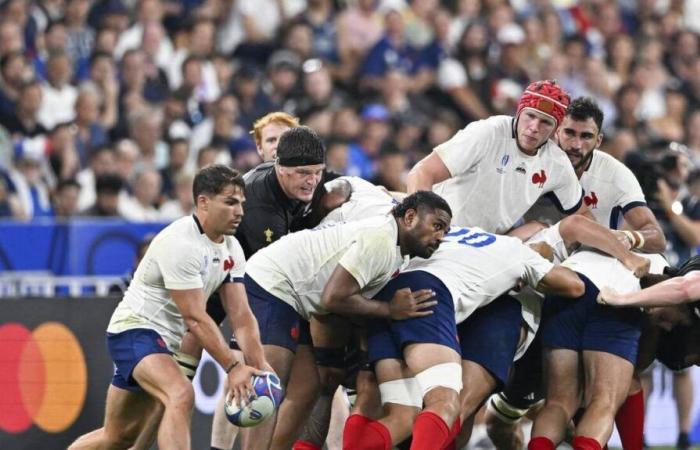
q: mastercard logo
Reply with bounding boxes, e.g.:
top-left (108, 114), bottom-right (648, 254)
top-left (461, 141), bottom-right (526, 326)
top-left (0, 322), bottom-right (87, 434)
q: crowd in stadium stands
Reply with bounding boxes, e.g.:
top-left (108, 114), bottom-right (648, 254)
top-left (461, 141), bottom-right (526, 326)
top-left (0, 0), bottom-right (698, 224)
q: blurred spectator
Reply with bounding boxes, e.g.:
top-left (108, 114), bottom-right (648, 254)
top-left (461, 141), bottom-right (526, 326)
top-left (114, 0), bottom-right (174, 65)
top-left (0, 51), bottom-right (32, 118)
top-left (34, 20), bottom-right (87, 82)
top-left (298, 0), bottom-right (338, 63)
top-left (127, 107), bottom-right (168, 169)
top-left (232, 64), bottom-right (275, 131)
top-left (118, 168), bottom-right (162, 221)
top-left (64, 0), bottom-right (94, 64)
top-left (436, 20), bottom-right (491, 121)
top-left (1, 79), bottom-right (47, 139)
top-left (82, 173), bottom-right (123, 217)
top-left (293, 59), bottom-right (346, 121)
top-left (360, 6), bottom-right (421, 94)
top-left (685, 110), bottom-right (700, 165)
top-left (159, 172), bottom-right (194, 220)
top-left (167, 19), bottom-right (220, 102)
top-left (0, 20), bottom-right (24, 58)
top-left (86, 52), bottom-right (119, 130)
top-left (371, 139), bottom-right (407, 192)
top-left (346, 104), bottom-right (392, 179)
top-left (73, 84), bottom-right (109, 167)
top-left (53, 178), bottom-right (81, 218)
top-left (76, 144), bottom-right (116, 210)
top-left (336, 0), bottom-right (383, 71)
top-left (38, 51), bottom-right (78, 130)
top-left (326, 139), bottom-right (348, 174)
top-left (160, 138), bottom-right (190, 198)
top-left (0, 175), bottom-right (26, 219)
top-left (190, 92), bottom-right (244, 159)
top-left (48, 122), bottom-right (80, 181)
top-left (8, 142), bottom-right (53, 219)
top-left (264, 49), bottom-right (302, 110)
top-left (114, 139), bottom-right (140, 185)
top-left (2, 0), bottom-right (36, 54)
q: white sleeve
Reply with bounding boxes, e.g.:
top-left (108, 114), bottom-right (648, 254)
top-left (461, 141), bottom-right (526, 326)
top-left (550, 161), bottom-right (584, 214)
top-left (437, 58), bottom-right (468, 90)
top-left (338, 231), bottom-right (396, 289)
top-left (526, 222), bottom-right (569, 264)
top-left (614, 164), bottom-right (646, 211)
top-left (433, 119), bottom-right (494, 178)
top-left (228, 239), bottom-right (247, 283)
top-left (518, 244), bottom-right (556, 288)
top-left (156, 239), bottom-right (204, 291)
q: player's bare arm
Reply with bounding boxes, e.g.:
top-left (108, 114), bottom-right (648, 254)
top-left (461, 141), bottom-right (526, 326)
top-left (171, 288), bottom-right (264, 406)
top-left (558, 214), bottom-right (650, 277)
top-left (535, 266), bottom-right (585, 297)
top-left (406, 152), bottom-right (451, 193)
top-left (219, 282), bottom-right (268, 370)
top-left (622, 205), bottom-right (666, 253)
top-left (320, 264), bottom-right (437, 319)
top-left (599, 271), bottom-right (700, 308)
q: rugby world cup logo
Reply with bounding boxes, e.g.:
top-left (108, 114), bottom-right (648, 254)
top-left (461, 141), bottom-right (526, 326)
top-left (0, 322), bottom-right (87, 434)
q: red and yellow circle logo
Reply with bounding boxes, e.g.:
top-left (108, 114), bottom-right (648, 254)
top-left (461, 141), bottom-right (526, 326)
top-left (0, 322), bottom-right (87, 433)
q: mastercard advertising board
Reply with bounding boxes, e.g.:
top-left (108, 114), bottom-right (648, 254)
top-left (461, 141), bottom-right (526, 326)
top-left (0, 297), bottom-right (119, 450)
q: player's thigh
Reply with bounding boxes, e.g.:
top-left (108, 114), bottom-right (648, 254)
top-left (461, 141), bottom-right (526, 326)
top-left (542, 347), bottom-right (580, 404)
top-left (132, 352), bottom-right (194, 407)
top-left (404, 342), bottom-right (461, 374)
top-left (582, 350), bottom-right (634, 408)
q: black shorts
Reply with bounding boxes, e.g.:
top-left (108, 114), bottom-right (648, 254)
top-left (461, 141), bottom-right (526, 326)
top-left (500, 331), bottom-right (544, 409)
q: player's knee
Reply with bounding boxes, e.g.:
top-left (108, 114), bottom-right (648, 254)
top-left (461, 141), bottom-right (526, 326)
top-left (164, 381), bottom-right (195, 410)
top-left (318, 366), bottom-right (345, 395)
top-left (424, 386), bottom-right (460, 419)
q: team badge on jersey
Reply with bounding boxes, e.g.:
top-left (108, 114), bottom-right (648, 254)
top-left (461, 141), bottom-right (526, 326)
top-left (584, 191), bottom-right (598, 209)
top-left (224, 256), bottom-right (235, 271)
top-left (515, 163), bottom-right (526, 174)
top-left (532, 170), bottom-right (547, 188)
top-left (497, 155), bottom-right (510, 174)
top-left (264, 228), bottom-right (274, 243)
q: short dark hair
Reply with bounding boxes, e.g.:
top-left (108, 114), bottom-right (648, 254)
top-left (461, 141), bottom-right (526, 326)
top-left (392, 191), bottom-right (452, 219)
top-left (276, 126), bottom-right (325, 165)
top-left (192, 164), bottom-right (244, 201)
top-left (57, 178), bottom-right (80, 191)
top-left (565, 97), bottom-right (604, 132)
top-left (95, 174), bottom-right (123, 194)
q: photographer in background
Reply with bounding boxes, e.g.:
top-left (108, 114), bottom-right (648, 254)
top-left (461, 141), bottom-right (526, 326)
top-left (630, 143), bottom-right (698, 450)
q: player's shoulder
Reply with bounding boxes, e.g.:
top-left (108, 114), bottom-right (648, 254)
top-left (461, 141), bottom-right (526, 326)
top-left (152, 216), bottom-right (203, 252)
top-left (587, 150), bottom-right (636, 180)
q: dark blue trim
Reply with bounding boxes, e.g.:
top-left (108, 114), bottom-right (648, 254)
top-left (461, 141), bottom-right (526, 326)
top-left (621, 201), bottom-right (647, 215)
top-left (609, 205), bottom-right (622, 230)
top-left (232, 277), bottom-right (244, 283)
top-left (545, 187), bottom-right (584, 215)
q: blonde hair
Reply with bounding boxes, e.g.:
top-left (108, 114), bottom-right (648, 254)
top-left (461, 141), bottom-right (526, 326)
top-left (251, 112), bottom-right (300, 147)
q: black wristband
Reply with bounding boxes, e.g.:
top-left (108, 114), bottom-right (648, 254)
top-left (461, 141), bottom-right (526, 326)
top-left (225, 360), bottom-right (239, 373)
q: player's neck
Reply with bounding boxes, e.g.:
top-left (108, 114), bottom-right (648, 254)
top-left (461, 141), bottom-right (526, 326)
top-left (195, 212), bottom-right (225, 243)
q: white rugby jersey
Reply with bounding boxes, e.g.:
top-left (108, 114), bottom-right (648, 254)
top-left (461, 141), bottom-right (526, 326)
top-left (321, 176), bottom-right (396, 225)
top-left (404, 226), bottom-right (554, 326)
top-left (108, 215), bottom-right (246, 351)
top-left (524, 150), bottom-right (646, 228)
top-left (433, 115), bottom-right (583, 233)
top-left (562, 250), bottom-right (668, 295)
top-left (245, 215), bottom-right (407, 320)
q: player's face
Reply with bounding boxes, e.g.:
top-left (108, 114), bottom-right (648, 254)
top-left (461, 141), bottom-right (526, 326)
top-left (210, 184), bottom-right (245, 236)
top-left (403, 208), bottom-right (451, 258)
top-left (277, 163), bottom-right (325, 202)
top-left (516, 109), bottom-right (557, 154)
top-left (556, 116), bottom-right (602, 171)
top-left (259, 123), bottom-right (292, 161)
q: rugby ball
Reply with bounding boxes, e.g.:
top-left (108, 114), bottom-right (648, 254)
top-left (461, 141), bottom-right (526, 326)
top-left (224, 372), bottom-right (284, 427)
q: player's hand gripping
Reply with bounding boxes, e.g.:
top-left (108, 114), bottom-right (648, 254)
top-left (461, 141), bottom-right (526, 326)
top-left (389, 288), bottom-right (437, 320)
top-left (597, 287), bottom-right (622, 306)
top-left (226, 361), bottom-right (266, 407)
top-left (621, 252), bottom-right (651, 278)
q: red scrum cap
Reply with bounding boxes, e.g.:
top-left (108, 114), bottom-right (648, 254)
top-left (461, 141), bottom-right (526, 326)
top-left (516, 80), bottom-right (570, 129)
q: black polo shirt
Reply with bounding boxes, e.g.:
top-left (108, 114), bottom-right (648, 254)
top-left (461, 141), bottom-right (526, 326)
top-left (236, 161), bottom-right (305, 259)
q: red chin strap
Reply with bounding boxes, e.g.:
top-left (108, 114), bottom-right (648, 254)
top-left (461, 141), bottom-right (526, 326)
top-left (516, 80), bottom-right (570, 129)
